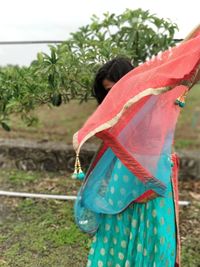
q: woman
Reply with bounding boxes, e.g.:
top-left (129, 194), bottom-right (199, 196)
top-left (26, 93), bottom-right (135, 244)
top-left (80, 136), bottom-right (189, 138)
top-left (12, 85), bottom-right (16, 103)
top-left (92, 57), bottom-right (134, 105)
top-left (73, 26), bottom-right (200, 267)
top-left (83, 57), bottom-right (179, 267)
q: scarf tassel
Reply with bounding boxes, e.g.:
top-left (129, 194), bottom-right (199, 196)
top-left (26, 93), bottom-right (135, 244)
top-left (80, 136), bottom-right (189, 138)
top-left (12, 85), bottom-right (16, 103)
top-left (174, 88), bottom-right (189, 108)
top-left (71, 154), bottom-right (85, 180)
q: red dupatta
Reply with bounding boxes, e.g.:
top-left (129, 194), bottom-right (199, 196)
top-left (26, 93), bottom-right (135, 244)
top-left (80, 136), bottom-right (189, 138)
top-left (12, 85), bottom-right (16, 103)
top-left (72, 26), bottom-right (200, 267)
top-left (72, 25), bottom-right (200, 188)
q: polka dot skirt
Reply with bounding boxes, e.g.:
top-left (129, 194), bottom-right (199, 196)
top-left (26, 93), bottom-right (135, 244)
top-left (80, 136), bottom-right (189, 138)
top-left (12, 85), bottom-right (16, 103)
top-left (86, 178), bottom-right (176, 267)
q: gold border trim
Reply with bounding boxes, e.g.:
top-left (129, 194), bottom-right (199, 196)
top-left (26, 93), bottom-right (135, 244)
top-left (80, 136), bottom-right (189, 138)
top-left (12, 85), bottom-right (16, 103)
top-left (73, 85), bottom-right (172, 153)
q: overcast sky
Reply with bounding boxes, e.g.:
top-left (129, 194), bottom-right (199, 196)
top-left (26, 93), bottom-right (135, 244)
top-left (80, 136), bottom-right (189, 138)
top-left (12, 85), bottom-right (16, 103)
top-left (0, 0), bottom-right (199, 66)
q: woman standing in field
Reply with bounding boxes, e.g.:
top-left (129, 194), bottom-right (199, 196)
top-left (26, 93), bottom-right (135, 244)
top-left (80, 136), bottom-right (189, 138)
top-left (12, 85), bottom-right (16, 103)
top-left (72, 25), bottom-right (200, 267)
top-left (85, 57), bottom-right (179, 267)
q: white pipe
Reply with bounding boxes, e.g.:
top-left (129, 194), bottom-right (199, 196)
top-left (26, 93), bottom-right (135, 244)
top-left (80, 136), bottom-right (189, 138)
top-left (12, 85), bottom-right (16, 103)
top-left (178, 200), bottom-right (190, 206)
top-left (0, 190), bottom-right (76, 200)
top-left (0, 190), bottom-right (190, 205)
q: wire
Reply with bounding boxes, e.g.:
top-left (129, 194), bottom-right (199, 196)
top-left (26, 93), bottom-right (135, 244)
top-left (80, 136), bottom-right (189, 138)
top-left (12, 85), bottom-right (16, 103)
top-left (0, 40), bottom-right (64, 45)
top-left (0, 39), bottom-right (183, 45)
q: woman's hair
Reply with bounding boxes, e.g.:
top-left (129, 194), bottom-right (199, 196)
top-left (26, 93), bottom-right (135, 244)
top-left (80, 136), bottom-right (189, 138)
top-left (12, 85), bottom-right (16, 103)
top-left (92, 57), bottom-right (134, 105)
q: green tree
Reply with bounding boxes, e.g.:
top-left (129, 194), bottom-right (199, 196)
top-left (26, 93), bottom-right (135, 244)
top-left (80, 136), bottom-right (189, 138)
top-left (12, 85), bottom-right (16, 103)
top-left (32, 8), bottom-right (178, 103)
top-left (0, 8), bottom-right (178, 130)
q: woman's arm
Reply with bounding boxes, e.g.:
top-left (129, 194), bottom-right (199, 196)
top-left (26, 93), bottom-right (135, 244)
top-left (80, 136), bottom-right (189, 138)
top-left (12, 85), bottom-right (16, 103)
top-left (181, 24), bottom-right (200, 43)
top-left (182, 24), bottom-right (200, 86)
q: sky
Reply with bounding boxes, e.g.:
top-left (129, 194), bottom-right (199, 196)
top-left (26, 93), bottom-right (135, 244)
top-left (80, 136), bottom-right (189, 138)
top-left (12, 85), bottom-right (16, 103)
top-left (0, 0), bottom-right (199, 66)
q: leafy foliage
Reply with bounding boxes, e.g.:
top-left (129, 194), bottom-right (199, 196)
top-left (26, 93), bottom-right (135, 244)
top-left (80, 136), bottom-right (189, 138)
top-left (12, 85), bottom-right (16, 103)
top-left (0, 9), bottom-right (178, 130)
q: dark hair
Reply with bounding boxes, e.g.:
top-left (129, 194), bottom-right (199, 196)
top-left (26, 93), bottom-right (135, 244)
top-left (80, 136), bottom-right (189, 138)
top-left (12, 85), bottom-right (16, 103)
top-left (92, 57), bottom-right (134, 105)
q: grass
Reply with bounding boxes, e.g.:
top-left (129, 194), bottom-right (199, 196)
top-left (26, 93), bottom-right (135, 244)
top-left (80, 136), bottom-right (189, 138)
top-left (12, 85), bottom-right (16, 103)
top-left (0, 169), bottom-right (200, 266)
top-left (0, 169), bottom-right (91, 267)
top-left (0, 99), bottom-right (98, 144)
top-left (174, 84), bottom-right (200, 150)
top-left (0, 198), bottom-right (91, 267)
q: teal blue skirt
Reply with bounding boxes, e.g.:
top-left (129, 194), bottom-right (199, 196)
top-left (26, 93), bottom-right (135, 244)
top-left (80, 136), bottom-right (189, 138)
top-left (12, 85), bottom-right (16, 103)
top-left (86, 176), bottom-right (176, 267)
